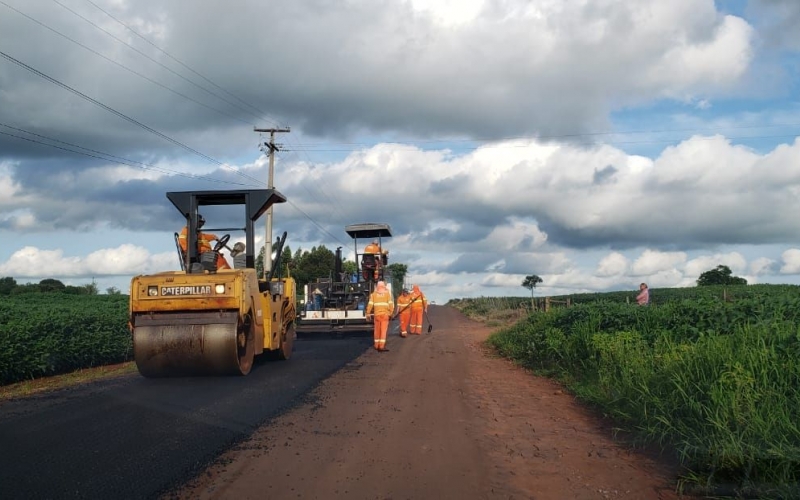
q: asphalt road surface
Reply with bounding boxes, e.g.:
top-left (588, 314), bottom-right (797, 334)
top-left (0, 334), bottom-right (372, 500)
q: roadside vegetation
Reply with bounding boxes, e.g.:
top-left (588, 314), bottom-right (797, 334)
top-left (0, 284), bottom-right (131, 385)
top-left (449, 284), bottom-right (800, 498)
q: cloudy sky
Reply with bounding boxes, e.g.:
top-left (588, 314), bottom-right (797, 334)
top-left (2, 0), bottom-right (800, 302)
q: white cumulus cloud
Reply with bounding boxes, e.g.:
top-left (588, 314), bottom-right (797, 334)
top-left (595, 252), bottom-right (629, 277)
top-left (780, 249), bottom-right (800, 274)
top-left (631, 250), bottom-right (687, 276)
top-left (0, 245), bottom-right (175, 278)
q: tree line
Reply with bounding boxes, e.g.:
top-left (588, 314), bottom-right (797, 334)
top-left (1, 244), bottom-right (407, 298)
top-left (0, 277), bottom-right (105, 296)
top-left (520, 265), bottom-right (748, 298)
top-left (256, 243), bottom-right (408, 296)
top-left (0, 262), bottom-right (746, 300)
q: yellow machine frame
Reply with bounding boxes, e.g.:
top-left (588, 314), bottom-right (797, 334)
top-left (129, 189), bottom-right (296, 377)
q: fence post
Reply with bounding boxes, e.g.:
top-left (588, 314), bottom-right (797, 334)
top-left (545, 296), bottom-right (551, 312)
top-left (566, 298), bottom-right (571, 308)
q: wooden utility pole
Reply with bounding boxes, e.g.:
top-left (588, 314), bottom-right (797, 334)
top-left (254, 126), bottom-right (290, 279)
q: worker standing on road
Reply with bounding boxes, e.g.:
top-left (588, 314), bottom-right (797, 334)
top-left (366, 281), bottom-right (394, 351)
top-left (178, 215), bottom-right (231, 270)
top-left (395, 288), bottom-right (413, 338)
top-left (409, 284), bottom-right (428, 335)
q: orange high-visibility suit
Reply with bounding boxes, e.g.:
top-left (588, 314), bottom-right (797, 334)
top-left (395, 290), bottom-right (413, 338)
top-left (366, 281), bottom-right (394, 351)
top-left (178, 226), bottom-right (231, 270)
top-left (409, 284), bottom-right (428, 335)
top-left (362, 241), bottom-right (382, 281)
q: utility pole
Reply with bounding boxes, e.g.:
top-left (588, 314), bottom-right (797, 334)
top-left (255, 127), bottom-right (290, 280)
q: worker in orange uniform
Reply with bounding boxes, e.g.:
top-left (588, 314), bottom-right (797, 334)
top-left (394, 288), bottom-right (413, 338)
top-left (364, 239), bottom-right (381, 255)
top-left (178, 214), bottom-right (231, 270)
top-left (408, 284), bottom-right (428, 335)
top-left (366, 281), bottom-right (394, 351)
top-left (362, 239), bottom-right (383, 281)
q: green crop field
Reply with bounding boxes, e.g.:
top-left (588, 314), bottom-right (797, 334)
top-left (0, 293), bottom-right (131, 385)
top-left (450, 284), bottom-right (800, 498)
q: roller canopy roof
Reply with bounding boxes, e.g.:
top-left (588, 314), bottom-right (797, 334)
top-left (166, 189), bottom-right (287, 221)
top-left (345, 223), bottom-right (392, 239)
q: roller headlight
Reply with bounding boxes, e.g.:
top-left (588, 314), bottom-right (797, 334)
top-left (215, 284), bottom-right (226, 294)
top-left (147, 286), bottom-right (158, 296)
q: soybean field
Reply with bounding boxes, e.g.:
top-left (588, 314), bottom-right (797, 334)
top-left (0, 293), bottom-right (130, 385)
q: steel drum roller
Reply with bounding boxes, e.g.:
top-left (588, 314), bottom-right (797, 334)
top-left (133, 312), bottom-right (252, 377)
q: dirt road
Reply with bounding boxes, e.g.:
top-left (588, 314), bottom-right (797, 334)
top-left (174, 306), bottom-right (680, 500)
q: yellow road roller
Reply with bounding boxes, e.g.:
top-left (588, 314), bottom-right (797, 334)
top-left (129, 189), bottom-right (296, 377)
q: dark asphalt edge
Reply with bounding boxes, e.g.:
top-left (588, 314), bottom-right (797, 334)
top-left (156, 356), bottom-right (369, 499)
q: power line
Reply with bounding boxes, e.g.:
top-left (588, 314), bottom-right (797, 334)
top-left (279, 122), bottom-right (800, 148)
top-left (83, 0), bottom-right (275, 126)
top-left (12, 0), bottom-right (798, 156)
top-left (0, 124), bottom-right (257, 187)
top-left (2, 125), bottom-right (350, 250)
top-left (0, 49), bottom-right (229, 164)
top-left (278, 132), bottom-right (800, 152)
top-left (0, 49), bottom-right (268, 189)
top-left (1, 0), bottom-right (286, 191)
top-left (249, 128), bottom-right (350, 243)
top-left (274, 149), bottom-right (351, 226)
top-left (34, 1), bottom-right (278, 190)
top-left (50, 0), bottom-right (266, 125)
top-left (285, 199), bottom-right (349, 247)
top-left (69, 0), bottom-right (352, 233)
top-left (0, 0), bottom-right (254, 126)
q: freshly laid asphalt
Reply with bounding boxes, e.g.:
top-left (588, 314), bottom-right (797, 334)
top-left (0, 334), bottom-right (372, 500)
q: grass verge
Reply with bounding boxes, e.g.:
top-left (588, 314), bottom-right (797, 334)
top-left (0, 362), bottom-right (137, 402)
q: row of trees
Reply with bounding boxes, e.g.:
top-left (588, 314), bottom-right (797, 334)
top-left (0, 277), bottom-right (108, 296)
top-left (520, 265), bottom-right (747, 298)
top-left (254, 243), bottom-right (408, 297)
top-left (4, 260), bottom-right (745, 301)
top-left (0, 243), bottom-right (409, 298)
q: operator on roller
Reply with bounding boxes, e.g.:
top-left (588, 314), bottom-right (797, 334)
top-left (178, 214), bottom-right (231, 270)
top-left (366, 280), bottom-right (394, 351)
top-left (409, 284), bottom-right (428, 335)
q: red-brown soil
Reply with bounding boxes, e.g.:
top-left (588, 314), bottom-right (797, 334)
top-left (172, 306), bottom-right (681, 500)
